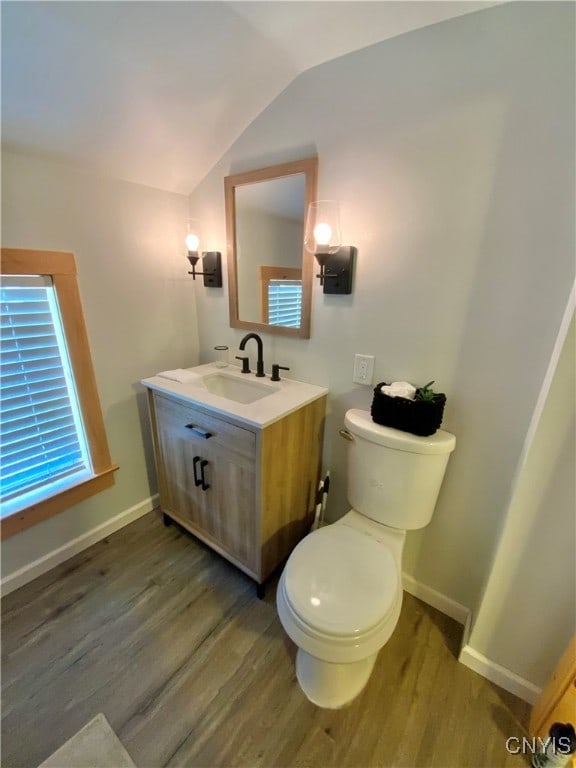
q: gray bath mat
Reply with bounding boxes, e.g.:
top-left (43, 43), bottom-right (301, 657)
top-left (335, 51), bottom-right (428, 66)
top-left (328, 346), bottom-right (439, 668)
top-left (39, 713), bottom-right (136, 768)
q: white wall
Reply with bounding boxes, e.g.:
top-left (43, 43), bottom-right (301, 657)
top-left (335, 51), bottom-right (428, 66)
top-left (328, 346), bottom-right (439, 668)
top-left (189, 2), bottom-right (575, 616)
top-left (466, 308), bottom-right (575, 689)
top-left (1, 150), bottom-right (198, 579)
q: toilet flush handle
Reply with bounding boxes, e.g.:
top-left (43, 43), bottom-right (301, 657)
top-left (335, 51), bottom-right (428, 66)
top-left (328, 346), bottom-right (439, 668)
top-left (339, 428), bottom-right (354, 442)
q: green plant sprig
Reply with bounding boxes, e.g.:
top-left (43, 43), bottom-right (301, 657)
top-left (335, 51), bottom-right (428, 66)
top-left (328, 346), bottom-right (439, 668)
top-left (415, 381), bottom-right (437, 401)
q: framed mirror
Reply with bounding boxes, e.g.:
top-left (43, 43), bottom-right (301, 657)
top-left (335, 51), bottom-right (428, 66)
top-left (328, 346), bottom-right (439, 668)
top-left (225, 157), bottom-right (318, 339)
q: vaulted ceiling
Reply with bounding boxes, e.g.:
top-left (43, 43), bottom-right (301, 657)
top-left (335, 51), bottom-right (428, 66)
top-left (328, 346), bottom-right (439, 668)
top-left (1, 1), bottom-right (497, 194)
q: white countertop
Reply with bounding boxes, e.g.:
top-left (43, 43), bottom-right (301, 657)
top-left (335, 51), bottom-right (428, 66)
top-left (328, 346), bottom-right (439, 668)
top-left (141, 363), bottom-right (328, 429)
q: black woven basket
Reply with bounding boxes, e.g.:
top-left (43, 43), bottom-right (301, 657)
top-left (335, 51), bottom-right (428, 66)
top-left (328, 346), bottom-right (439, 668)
top-left (371, 382), bottom-right (446, 437)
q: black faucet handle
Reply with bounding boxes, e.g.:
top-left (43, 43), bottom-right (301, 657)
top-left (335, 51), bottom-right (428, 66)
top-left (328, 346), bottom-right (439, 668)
top-left (271, 364), bottom-right (290, 382)
top-left (235, 355), bottom-right (251, 374)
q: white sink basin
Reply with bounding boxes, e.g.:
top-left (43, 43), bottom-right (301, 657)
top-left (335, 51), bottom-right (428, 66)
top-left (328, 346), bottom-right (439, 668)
top-left (202, 372), bottom-right (276, 404)
top-left (142, 363), bottom-right (328, 428)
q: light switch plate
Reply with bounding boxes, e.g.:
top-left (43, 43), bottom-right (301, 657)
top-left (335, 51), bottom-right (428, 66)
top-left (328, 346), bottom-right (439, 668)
top-left (353, 354), bottom-right (375, 385)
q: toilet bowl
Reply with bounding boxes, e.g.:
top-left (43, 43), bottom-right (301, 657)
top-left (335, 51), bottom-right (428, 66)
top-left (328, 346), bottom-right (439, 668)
top-left (276, 510), bottom-right (405, 708)
top-left (276, 409), bottom-right (456, 709)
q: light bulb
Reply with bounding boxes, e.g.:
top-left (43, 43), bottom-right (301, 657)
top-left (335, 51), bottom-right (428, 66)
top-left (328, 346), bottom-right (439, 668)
top-left (185, 233), bottom-right (200, 253)
top-left (314, 222), bottom-right (332, 247)
top-left (304, 201), bottom-right (341, 256)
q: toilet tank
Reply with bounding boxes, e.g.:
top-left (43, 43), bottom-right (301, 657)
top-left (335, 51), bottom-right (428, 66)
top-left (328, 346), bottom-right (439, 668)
top-left (343, 409), bottom-right (456, 530)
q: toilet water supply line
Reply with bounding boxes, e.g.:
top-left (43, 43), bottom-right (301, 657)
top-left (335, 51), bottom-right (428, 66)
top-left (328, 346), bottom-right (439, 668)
top-left (311, 472), bottom-right (330, 531)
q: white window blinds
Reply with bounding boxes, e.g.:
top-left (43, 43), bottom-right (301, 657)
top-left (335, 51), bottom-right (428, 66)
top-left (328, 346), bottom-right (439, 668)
top-left (267, 279), bottom-right (302, 328)
top-left (0, 276), bottom-right (91, 514)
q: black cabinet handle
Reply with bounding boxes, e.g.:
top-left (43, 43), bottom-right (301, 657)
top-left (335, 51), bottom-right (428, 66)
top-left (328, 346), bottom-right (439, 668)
top-left (185, 423), bottom-right (213, 439)
top-left (200, 459), bottom-right (210, 491)
top-left (193, 455), bottom-right (202, 487)
top-left (193, 455), bottom-right (210, 490)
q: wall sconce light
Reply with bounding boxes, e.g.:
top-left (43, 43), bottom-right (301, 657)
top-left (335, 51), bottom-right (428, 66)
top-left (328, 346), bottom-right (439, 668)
top-left (304, 200), bottom-right (356, 295)
top-left (185, 222), bottom-right (222, 288)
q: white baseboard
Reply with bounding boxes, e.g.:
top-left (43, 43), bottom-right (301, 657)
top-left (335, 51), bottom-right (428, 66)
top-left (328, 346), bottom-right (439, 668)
top-left (459, 644), bottom-right (542, 705)
top-left (1, 494), bottom-right (158, 596)
top-left (402, 571), bottom-right (470, 626)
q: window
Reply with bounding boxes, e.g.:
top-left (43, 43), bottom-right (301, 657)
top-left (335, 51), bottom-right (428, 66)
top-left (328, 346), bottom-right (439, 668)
top-left (259, 266), bottom-right (302, 328)
top-left (1, 249), bottom-right (118, 539)
top-left (1, 276), bottom-right (92, 511)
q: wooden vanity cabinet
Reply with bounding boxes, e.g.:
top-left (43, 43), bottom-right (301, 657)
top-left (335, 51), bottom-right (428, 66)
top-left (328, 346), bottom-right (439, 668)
top-left (147, 390), bottom-right (326, 586)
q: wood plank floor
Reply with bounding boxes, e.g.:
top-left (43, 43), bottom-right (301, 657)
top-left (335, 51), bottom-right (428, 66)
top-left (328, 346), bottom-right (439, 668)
top-left (2, 512), bottom-right (531, 768)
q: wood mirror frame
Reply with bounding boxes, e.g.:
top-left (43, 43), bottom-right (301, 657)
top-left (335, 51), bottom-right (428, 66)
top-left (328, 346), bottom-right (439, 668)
top-left (225, 157), bottom-right (318, 339)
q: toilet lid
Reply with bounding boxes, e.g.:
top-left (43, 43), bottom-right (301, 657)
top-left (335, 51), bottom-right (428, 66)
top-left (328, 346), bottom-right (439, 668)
top-left (283, 526), bottom-right (398, 637)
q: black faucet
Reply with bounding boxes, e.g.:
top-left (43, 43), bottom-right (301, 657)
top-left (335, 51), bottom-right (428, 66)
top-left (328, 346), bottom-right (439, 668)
top-left (239, 333), bottom-right (265, 377)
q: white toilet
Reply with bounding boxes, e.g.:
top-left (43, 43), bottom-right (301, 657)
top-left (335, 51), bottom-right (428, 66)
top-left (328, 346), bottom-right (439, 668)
top-left (276, 408), bottom-right (456, 709)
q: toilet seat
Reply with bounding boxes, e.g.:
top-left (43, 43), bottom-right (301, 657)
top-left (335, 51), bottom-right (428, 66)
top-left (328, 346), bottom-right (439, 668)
top-left (283, 525), bottom-right (399, 637)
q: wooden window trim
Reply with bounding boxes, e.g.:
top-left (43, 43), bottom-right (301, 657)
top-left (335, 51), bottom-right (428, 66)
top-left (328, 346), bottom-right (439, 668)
top-left (258, 265), bottom-right (302, 323)
top-left (1, 248), bottom-right (119, 539)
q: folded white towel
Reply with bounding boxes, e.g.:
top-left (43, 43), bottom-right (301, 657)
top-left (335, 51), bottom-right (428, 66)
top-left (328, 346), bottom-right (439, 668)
top-left (157, 369), bottom-right (206, 386)
top-left (380, 381), bottom-right (416, 400)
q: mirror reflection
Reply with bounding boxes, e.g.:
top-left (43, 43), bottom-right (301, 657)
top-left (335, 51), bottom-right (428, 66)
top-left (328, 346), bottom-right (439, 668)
top-left (225, 157), bottom-right (318, 339)
top-left (236, 175), bottom-right (306, 328)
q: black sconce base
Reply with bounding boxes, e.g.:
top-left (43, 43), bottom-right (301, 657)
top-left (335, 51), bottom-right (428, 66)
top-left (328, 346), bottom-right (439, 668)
top-left (201, 251), bottom-right (222, 287)
top-left (187, 251), bottom-right (223, 288)
top-left (317, 246), bottom-right (356, 295)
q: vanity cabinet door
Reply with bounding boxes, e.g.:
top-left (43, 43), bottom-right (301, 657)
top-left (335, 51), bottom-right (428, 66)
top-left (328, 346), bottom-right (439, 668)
top-left (151, 393), bottom-right (258, 572)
